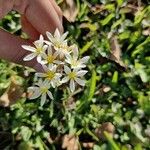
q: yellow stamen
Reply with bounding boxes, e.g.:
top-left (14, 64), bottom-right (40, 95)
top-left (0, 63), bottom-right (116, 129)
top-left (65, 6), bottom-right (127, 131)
top-left (68, 72), bottom-right (76, 79)
top-left (36, 47), bottom-right (43, 54)
top-left (41, 87), bottom-right (48, 94)
top-left (46, 71), bottom-right (55, 80)
top-left (47, 55), bottom-right (55, 64)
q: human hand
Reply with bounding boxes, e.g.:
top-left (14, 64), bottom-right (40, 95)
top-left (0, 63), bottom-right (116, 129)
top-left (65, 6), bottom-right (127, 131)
top-left (0, 0), bottom-right (63, 71)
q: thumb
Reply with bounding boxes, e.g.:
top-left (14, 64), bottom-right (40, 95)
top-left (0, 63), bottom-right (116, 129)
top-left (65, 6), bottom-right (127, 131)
top-left (0, 28), bottom-right (42, 71)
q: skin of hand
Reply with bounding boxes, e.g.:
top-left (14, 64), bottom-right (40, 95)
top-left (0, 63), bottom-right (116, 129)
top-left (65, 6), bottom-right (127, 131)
top-left (0, 0), bottom-right (63, 71)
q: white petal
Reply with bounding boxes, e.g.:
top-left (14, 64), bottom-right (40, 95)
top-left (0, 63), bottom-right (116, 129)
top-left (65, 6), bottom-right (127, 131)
top-left (40, 94), bottom-right (46, 106)
top-left (54, 28), bottom-right (60, 38)
top-left (44, 40), bottom-right (51, 45)
top-left (39, 35), bottom-right (44, 41)
top-left (47, 91), bottom-right (54, 100)
top-left (80, 56), bottom-right (90, 63)
top-left (29, 88), bottom-right (41, 99)
top-left (23, 53), bottom-right (36, 61)
top-left (43, 45), bottom-right (48, 52)
top-left (37, 55), bottom-right (42, 63)
top-left (36, 73), bottom-right (45, 78)
top-left (48, 46), bottom-right (52, 55)
top-left (77, 70), bottom-right (88, 77)
top-left (61, 31), bottom-right (68, 41)
top-left (70, 79), bottom-right (75, 92)
top-left (22, 45), bottom-right (36, 52)
top-left (73, 45), bottom-right (79, 60)
top-left (51, 80), bottom-right (56, 88)
top-left (75, 78), bottom-right (85, 86)
top-left (64, 66), bottom-right (71, 74)
top-left (65, 53), bottom-right (72, 63)
top-left (52, 65), bottom-right (57, 72)
top-left (61, 77), bottom-right (69, 83)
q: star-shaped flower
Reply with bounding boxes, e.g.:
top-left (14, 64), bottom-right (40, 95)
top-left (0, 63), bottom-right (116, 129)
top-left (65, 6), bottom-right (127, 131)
top-left (28, 79), bottom-right (53, 106)
top-left (36, 64), bottom-right (62, 88)
top-left (62, 66), bottom-right (88, 92)
top-left (46, 28), bottom-right (68, 49)
top-left (65, 45), bottom-right (90, 69)
top-left (41, 45), bottom-right (62, 65)
top-left (22, 35), bottom-right (47, 63)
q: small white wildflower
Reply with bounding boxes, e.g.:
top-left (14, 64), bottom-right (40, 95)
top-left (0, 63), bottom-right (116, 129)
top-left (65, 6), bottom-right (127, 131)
top-left (46, 28), bottom-right (68, 48)
top-left (36, 64), bottom-right (62, 88)
top-left (62, 66), bottom-right (88, 92)
top-left (22, 35), bottom-right (48, 63)
top-left (65, 45), bottom-right (90, 69)
top-left (41, 45), bottom-right (62, 65)
top-left (28, 79), bottom-right (53, 106)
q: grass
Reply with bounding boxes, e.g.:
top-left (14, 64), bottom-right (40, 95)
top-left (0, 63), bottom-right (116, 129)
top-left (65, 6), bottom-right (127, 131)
top-left (0, 0), bottom-right (150, 149)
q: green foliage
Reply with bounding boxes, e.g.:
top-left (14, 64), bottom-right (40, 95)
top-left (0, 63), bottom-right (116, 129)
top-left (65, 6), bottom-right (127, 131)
top-left (0, 0), bottom-right (150, 149)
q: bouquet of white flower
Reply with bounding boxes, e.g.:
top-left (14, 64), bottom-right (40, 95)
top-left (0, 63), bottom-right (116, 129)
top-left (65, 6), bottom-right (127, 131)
top-left (22, 29), bottom-right (89, 106)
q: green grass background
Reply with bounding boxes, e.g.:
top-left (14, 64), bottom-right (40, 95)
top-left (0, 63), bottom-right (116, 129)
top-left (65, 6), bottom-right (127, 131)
top-left (0, 0), bottom-right (150, 149)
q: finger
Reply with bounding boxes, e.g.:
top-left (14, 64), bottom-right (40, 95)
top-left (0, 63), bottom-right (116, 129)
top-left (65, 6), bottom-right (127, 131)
top-left (0, 28), bottom-right (41, 71)
top-left (24, 0), bottom-right (63, 35)
top-left (21, 15), bottom-right (40, 40)
top-left (49, 0), bottom-right (62, 22)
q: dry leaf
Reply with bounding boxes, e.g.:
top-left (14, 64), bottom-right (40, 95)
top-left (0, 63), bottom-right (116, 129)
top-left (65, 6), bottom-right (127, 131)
top-left (62, 134), bottom-right (79, 150)
top-left (109, 35), bottom-right (126, 68)
top-left (0, 77), bottom-right (24, 107)
top-left (142, 28), bottom-right (150, 36)
top-left (95, 122), bottom-right (115, 140)
top-left (61, 0), bottom-right (78, 22)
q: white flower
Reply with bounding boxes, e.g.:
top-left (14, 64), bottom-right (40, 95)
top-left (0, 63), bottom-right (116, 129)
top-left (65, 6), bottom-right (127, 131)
top-left (62, 66), bottom-right (88, 92)
top-left (65, 45), bottom-right (90, 69)
top-left (46, 28), bottom-right (68, 48)
top-left (28, 79), bottom-right (53, 106)
top-left (22, 35), bottom-right (48, 63)
top-left (36, 64), bottom-right (62, 88)
top-left (54, 42), bottom-right (71, 59)
top-left (41, 45), bottom-right (62, 65)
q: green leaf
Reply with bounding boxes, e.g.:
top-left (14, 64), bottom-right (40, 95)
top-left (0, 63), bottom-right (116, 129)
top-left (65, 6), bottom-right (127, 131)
top-left (100, 14), bottom-right (115, 26)
top-left (104, 131), bottom-right (120, 150)
top-left (88, 70), bottom-right (97, 101)
top-left (20, 126), bottom-right (32, 141)
top-left (112, 71), bottom-right (118, 83)
top-left (80, 40), bottom-right (94, 55)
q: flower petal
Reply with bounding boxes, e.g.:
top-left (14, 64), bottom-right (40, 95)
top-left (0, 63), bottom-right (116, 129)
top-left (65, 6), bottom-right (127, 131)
top-left (70, 79), bottom-right (75, 92)
top-left (75, 78), bottom-right (85, 86)
top-left (23, 53), bottom-right (36, 61)
top-left (61, 77), bottom-right (69, 83)
top-left (40, 94), bottom-right (46, 106)
top-left (36, 73), bottom-right (45, 78)
top-left (77, 70), bottom-right (88, 77)
top-left (73, 45), bottom-right (78, 60)
top-left (64, 66), bottom-right (71, 74)
top-left (22, 45), bottom-right (36, 52)
top-left (54, 28), bottom-right (60, 38)
top-left (61, 31), bottom-right (68, 41)
top-left (37, 55), bottom-right (42, 63)
top-left (80, 56), bottom-right (90, 63)
top-left (47, 46), bottom-right (53, 55)
top-left (28, 87), bottom-right (41, 99)
top-left (47, 91), bottom-right (54, 100)
top-left (43, 45), bottom-right (48, 52)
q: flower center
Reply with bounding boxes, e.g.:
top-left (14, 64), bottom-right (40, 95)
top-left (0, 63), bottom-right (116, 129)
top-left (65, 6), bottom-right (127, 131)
top-left (47, 55), bottom-right (55, 64)
top-left (71, 60), bottom-right (78, 67)
top-left (68, 72), bottom-right (76, 79)
top-left (36, 47), bottom-right (43, 54)
top-left (46, 71), bottom-right (55, 80)
top-left (40, 87), bottom-right (48, 94)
